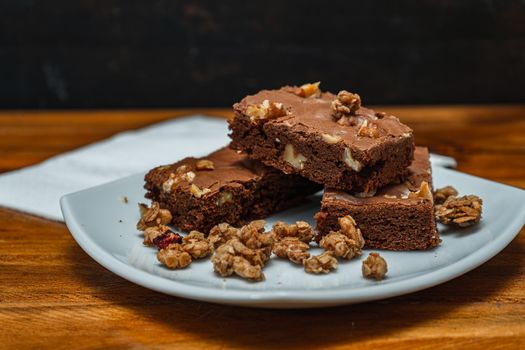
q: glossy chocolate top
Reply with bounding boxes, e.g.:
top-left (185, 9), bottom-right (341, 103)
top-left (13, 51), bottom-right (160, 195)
top-left (234, 86), bottom-right (413, 151)
top-left (152, 147), bottom-right (268, 194)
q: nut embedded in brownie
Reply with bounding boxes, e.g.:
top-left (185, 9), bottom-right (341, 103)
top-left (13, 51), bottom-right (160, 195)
top-left (229, 83), bottom-right (415, 193)
top-left (143, 147), bottom-right (322, 233)
top-left (315, 147), bottom-right (440, 251)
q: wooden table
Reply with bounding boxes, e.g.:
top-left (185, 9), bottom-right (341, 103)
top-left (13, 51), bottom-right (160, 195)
top-left (1, 106), bottom-right (524, 349)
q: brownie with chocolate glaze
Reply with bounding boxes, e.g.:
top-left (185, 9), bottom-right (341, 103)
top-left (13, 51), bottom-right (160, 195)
top-left (315, 147), bottom-right (440, 251)
top-left (229, 84), bottom-right (415, 193)
top-left (144, 147), bottom-right (321, 233)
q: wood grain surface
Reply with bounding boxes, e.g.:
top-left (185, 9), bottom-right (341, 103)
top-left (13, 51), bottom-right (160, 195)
top-left (1, 106), bottom-right (524, 349)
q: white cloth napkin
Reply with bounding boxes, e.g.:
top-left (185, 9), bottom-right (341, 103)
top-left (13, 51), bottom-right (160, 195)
top-left (0, 115), bottom-right (456, 221)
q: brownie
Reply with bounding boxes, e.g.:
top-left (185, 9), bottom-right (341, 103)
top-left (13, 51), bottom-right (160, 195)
top-left (229, 85), bottom-right (415, 193)
top-left (144, 147), bottom-right (322, 233)
top-left (315, 147), bottom-right (440, 250)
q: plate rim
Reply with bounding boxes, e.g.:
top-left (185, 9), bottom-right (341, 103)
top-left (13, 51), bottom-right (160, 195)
top-left (60, 167), bottom-right (525, 307)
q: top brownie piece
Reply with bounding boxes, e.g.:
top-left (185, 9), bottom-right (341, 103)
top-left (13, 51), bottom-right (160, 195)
top-left (229, 84), bottom-right (415, 193)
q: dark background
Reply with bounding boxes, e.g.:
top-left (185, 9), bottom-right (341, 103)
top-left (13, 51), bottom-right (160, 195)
top-left (1, 0), bottom-right (524, 109)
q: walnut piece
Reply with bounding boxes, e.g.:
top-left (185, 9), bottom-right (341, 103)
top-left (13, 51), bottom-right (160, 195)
top-left (357, 119), bottom-right (380, 138)
top-left (161, 165), bottom-right (196, 193)
top-left (137, 202), bottom-right (172, 231)
top-left (245, 99), bottom-right (287, 122)
top-left (217, 191), bottom-right (233, 206)
top-left (319, 232), bottom-right (359, 260)
top-left (190, 184), bottom-right (212, 198)
top-left (273, 237), bottom-right (310, 264)
top-left (208, 222), bottom-right (240, 249)
top-left (271, 221), bottom-right (315, 243)
top-left (304, 251), bottom-right (338, 274)
top-left (408, 181), bottom-right (433, 202)
top-left (283, 82), bottom-right (321, 98)
top-left (362, 252), bottom-right (388, 280)
top-left (237, 220), bottom-right (273, 261)
top-left (319, 215), bottom-right (365, 259)
top-left (434, 186), bottom-right (458, 205)
top-left (298, 81), bottom-right (321, 98)
top-left (283, 144), bottom-right (307, 170)
top-left (342, 147), bottom-right (363, 172)
top-left (436, 195), bottom-right (482, 227)
top-left (157, 244), bottom-right (192, 269)
top-left (181, 231), bottom-right (212, 259)
top-left (211, 238), bottom-right (265, 281)
top-left (331, 90), bottom-right (361, 121)
top-left (196, 159), bottom-right (214, 171)
top-left (210, 220), bottom-right (274, 281)
top-left (321, 133), bottom-right (342, 144)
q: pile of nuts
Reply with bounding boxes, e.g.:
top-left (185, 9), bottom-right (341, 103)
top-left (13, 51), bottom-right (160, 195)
top-left (434, 185), bottom-right (483, 227)
top-left (136, 203), bottom-right (389, 282)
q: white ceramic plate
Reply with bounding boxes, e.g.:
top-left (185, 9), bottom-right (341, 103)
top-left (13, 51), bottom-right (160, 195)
top-left (61, 166), bottom-right (525, 308)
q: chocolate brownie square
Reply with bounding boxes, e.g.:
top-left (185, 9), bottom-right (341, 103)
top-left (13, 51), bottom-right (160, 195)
top-left (144, 147), bottom-right (322, 233)
top-left (315, 147), bottom-right (440, 250)
top-left (229, 84), bottom-right (415, 193)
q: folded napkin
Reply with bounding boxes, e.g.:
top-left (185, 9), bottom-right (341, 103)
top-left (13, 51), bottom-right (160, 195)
top-left (0, 116), bottom-right (456, 221)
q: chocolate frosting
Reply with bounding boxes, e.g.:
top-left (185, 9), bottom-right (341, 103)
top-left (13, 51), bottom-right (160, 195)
top-left (236, 87), bottom-right (413, 151)
top-left (154, 147), bottom-right (268, 194)
top-left (324, 147), bottom-right (431, 205)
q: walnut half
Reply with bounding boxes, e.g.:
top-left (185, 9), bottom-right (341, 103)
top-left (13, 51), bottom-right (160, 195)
top-left (331, 90), bottom-right (361, 121)
top-left (283, 144), bottom-right (307, 170)
top-left (362, 252), bottom-right (388, 280)
top-left (245, 99), bottom-right (287, 122)
top-left (435, 195), bottom-right (482, 227)
top-left (304, 251), bottom-right (338, 274)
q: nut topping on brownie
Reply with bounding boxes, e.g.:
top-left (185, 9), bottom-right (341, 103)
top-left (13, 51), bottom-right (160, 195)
top-left (245, 99), bottom-right (288, 123)
top-left (230, 86), bottom-right (415, 192)
top-left (331, 90), bottom-right (362, 121)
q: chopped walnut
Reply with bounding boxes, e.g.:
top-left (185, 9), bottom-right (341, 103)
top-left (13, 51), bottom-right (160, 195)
top-left (137, 202), bottom-right (172, 231)
top-left (271, 221), bottom-right (315, 243)
top-left (161, 165), bottom-right (196, 193)
top-left (208, 222), bottom-right (240, 248)
top-left (176, 165), bottom-right (191, 174)
top-left (157, 244), bottom-right (192, 269)
top-left (238, 220), bottom-right (273, 261)
top-left (304, 251), bottom-right (338, 274)
top-left (331, 90), bottom-right (361, 121)
top-left (211, 220), bottom-right (274, 281)
top-left (245, 99), bottom-right (287, 122)
top-left (362, 252), bottom-right (388, 280)
top-left (319, 215), bottom-right (364, 259)
top-left (436, 195), bottom-right (483, 227)
top-left (375, 111), bottom-right (387, 119)
top-left (357, 119), bottom-right (381, 138)
top-left (408, 181), bottom-right (433, 202)
top-left (342, 147), bottom-right (363, 172)
top-left (338, 215), bottom-right (365, 250)
top-left (283, 144), bottom-right (307, 170)
top-left (283, 82), bottom-right (321, 98)
top-left (434, 186), bottom-right (458, 205)
top-left (211, 238), bottom-right (265, 281)
top-left (189, 184), bottom-right (212, 198)
top-left (273, 237), bottom-right (310, 264)
top-left (195, 159), bottom-right (214, 171)
top-left (181, 231), bottom-right (212, 259)
top-left (321, 133), bottom-right (342, 144)
top-left (217, 191), bottom-right (233, 206)
top-left (319, 232), bottom-right (361, 260)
